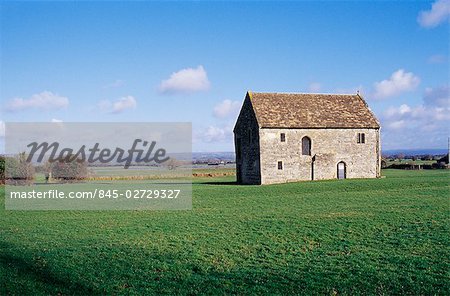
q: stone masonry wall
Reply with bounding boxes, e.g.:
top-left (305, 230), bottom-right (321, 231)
top-left (234, 96), bottom-right (261, 184)
top-left (259, 128), bottom-right (380, 184)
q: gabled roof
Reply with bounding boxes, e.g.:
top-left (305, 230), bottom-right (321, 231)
top-left (248, 91), bottom-right (380, 129)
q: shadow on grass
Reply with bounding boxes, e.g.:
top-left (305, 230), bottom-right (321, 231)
top-left (200, 181), bottom-right (238, 185)
top-left (1, 238), bottom-right (442, 295)
top-left (0, 241), bottom-right (101, 295)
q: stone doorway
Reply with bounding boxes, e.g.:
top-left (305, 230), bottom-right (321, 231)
top-left (337, 162), bottom-right (346, 179)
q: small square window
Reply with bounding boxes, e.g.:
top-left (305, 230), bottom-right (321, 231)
top-left (278, 161), bottom-right (283, 170)
top-left (280, 133), bottom-right (286, 142)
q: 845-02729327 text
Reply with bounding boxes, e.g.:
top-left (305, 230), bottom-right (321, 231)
top-left (9, 189), bottom-right (182, 200)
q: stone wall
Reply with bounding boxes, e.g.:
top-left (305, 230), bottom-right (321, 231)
top-left (259, 128), bottom-right (380, 184)
top-left (234, 96), bottom-right (261, 184)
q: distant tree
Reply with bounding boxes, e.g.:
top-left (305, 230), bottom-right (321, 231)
top-left (0, 156), bottom-right (5, 185)
top-left (397, 153), bottom-right (405, 162)
top-left (51, 156), bottom-right (88, 183)
top-left (5, 153), bottom-right (35, 185)
top-left (381, 158), bottom-right (387, 169)
top-left (421, 154), bottom-right (433, 161)
top-left (164, 158), bottom-right (183, 170)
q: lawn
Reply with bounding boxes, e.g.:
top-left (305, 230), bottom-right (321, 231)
top-left (1, 169), bottom-right (449, 295)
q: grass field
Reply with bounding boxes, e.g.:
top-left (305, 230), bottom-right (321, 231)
top-left (1, 169), bottom-right (449, 295)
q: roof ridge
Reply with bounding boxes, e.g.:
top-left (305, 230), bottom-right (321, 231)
top-left (251, 91), bottom-right (358, 96)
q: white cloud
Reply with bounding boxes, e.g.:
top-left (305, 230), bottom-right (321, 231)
top-left (373, 69), bottom-right (420, 99)
top-left (98, 96), bottom-right (137, 114)
top-left (112, 96), bottom-right (137, 113)
top-left (383, 102), bottom-right (450, 123)
top-left (418, 0), bottom-right (450, 28)
top-left (198, 124), bottom-right (234, 143)
top-left (386, 120), bottom-right (406, 130)
top-left (159, 65), bottom-right (210, 94)
top-left (381, 106), bottom-right (449, 149)
top-left (203, 126), bottom-right (227, 142)
top-left (398, 104), bottom-right (412, 114)
top-left (213, 100), bottom-right (241, 119)
top-left (423, 85), bottom-right (450, 107)
top-left (308, 82), bottom-right (322, 93)
top-left (381, 85), bottom-right (450, 148)
top-left (5, 91), bottom-right (69, 112)
top-left (51, 118), bottom-right (63, 123)
top-left (427, 54), bottom-right (447, 64)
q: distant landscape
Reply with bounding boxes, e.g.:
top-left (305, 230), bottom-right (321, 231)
top-left (381, 148), bottom-right (448, 157)
top-left (192, 149), bottom-right (449, 163)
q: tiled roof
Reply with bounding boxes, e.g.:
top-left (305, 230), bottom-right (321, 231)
top-left (248, 92), bottom-right (380, 128)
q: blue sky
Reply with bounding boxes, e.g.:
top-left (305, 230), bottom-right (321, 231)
top-left (1, 1), bottom-right (449, 152)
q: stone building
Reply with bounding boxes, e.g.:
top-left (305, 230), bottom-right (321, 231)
top-left (233, 91), bottom-right (381, 185)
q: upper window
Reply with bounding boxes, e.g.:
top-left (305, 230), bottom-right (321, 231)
top-left (278, 161), bottom-right (283, 170)
top-left (280, 133), bottom-right (286, 142)
top-left (357, 133), bottom-right (366, 144)
top-left (302, 136), bottom-right (311, 155)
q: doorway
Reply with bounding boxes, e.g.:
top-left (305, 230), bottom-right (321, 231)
top-left (337, 162), bottom-right (346, 179)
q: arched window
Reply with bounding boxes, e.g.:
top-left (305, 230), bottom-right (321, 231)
top-left (337, 161), bottom-right (346, 179)
top-left (302, 136), bottom-right (311, 155)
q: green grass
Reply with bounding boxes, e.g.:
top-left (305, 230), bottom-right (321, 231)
top-left (1, 170), bottom-right (449, 295)
top-left (192, 167), bottom-right (236, 174)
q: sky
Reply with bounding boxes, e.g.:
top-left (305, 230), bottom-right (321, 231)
top-left (1, 0), bottom-right (449, 152)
